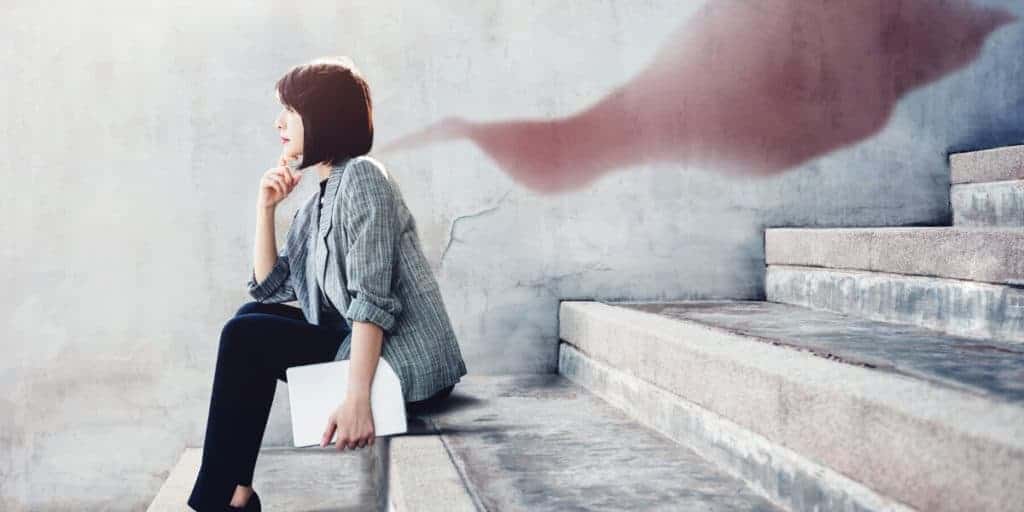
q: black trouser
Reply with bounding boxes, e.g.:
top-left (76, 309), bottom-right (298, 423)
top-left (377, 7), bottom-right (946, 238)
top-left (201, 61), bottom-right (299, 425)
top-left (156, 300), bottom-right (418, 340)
top-left (187, 301), bottom-right (453, 511)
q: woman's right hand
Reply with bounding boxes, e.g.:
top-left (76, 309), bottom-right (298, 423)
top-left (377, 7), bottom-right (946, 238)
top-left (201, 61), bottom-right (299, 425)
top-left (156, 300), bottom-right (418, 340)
top-left (257, 153), bottom-right (303, 210)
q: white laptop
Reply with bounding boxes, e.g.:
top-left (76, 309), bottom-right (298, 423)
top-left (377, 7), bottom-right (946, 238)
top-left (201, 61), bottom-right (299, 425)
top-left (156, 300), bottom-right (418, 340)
top-left (285, 357), bottom-right (408, 447)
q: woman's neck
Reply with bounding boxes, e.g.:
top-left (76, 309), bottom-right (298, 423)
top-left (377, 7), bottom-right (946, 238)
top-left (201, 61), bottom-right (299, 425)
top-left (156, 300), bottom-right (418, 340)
top-left (308, 161), bottom-right (331, 183)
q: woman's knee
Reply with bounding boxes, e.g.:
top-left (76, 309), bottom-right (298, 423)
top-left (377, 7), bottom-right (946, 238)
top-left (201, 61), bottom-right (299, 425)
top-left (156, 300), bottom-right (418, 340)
top-left (234, 301), bottom-right (265, 317)
top-left (218, 315), bottom-right (262, 356)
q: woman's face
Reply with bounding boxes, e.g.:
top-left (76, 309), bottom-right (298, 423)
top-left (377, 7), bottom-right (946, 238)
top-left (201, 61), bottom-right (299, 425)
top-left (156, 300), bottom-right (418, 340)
top-left (275, 96), bottom-right (304, 160)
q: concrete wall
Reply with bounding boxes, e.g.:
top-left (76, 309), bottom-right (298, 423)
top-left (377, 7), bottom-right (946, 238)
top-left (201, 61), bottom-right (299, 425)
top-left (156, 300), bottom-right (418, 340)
top-left (2, 0), bottom-right (1022, 509)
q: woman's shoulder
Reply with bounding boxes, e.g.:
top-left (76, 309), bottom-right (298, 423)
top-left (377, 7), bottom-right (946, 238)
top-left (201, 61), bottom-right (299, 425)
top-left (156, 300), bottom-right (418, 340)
top-left (339, 155), bottom-right (396, 198)
top-left (343, 155), bottom-right (391, 181)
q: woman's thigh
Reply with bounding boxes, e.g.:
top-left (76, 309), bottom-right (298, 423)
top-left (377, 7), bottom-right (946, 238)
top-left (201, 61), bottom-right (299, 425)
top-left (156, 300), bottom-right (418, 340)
top-left (234, 301), bottom-right (306, 322)
top-left (221, 306), bottom-right (344, 383)
top-left (405, 384), bottom-right (456, 414)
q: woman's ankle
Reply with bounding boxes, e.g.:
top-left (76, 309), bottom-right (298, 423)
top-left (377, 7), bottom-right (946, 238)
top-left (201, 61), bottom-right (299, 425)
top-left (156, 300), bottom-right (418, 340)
top-left (230, 485), bottom-right (253, 507)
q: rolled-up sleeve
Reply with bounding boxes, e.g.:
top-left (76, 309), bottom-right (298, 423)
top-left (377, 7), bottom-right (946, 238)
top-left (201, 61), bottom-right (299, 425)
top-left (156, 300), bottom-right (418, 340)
top-left (338, 159), bottom-right (403, 332)
top-left (247, 252), bottom-right (297, 303)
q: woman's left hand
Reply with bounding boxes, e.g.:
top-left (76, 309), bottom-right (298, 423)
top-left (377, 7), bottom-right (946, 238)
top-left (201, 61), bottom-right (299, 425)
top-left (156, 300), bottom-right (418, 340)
top-left (321, 396), bottom-right (375, 450)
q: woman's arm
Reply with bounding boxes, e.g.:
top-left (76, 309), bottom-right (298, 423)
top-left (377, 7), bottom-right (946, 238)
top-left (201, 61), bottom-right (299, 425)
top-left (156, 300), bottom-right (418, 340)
top-left (321, 159), bottom-right (402, 450)
top-left (253, 205), bottom-right (279, 282)
top-left (346, 322), bottom-right (384, 400)
top-left (338, 159), bottom-right (404, 396)
top-left (323, 315), bottom-right (383, 450)
top-left (249, 158), bottom-right (301, 303)
top-left (247, 205), bottom-right (298, 303)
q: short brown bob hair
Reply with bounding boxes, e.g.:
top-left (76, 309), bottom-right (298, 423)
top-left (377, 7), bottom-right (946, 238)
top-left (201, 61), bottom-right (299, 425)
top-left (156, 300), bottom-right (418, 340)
top-left (275, 56), bottom-right (373, 170)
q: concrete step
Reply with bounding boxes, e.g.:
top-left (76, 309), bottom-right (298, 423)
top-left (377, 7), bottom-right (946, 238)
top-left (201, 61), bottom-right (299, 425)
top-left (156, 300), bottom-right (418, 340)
top-left (408, 374), bottom-right (785, 511)
top-left (559, 300), bottom-right (1024, 512)
top-left (154, 376), bottom-right (781, 512)
top-left (766, 264), bottom-right (1024, 344)
top-left (385, 416), bottom-right (476, 512)
top-left (147, 445), bottom-right (381, 511)
top-left (764, 226), bottom-right (1024, 286)
top-left (950, 144), bottom-right (1024, 185)
top-left (951, 179), bottom-right (1024, 227)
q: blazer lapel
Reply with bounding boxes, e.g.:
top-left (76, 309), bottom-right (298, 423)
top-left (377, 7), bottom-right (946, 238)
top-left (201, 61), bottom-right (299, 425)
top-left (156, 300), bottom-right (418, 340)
top-left (281, 193), bottom-right (318, 325)
top-left (312, 160), bottom-right (349, 315)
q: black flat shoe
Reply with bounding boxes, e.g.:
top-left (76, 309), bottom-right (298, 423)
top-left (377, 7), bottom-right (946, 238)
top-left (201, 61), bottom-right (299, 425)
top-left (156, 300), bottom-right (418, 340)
top-left (227, 490), bottom-right (261, 512)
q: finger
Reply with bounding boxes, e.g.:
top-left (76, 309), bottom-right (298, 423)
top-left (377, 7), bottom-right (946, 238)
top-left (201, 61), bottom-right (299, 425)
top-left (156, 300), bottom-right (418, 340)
top-left (271, 168), bottom-right (291, 189)
top-left (272, 168), bottom-right (291, 190)
top-left (278, 166), bottom-right (299, 189)
top-left (270, 175), bottom-right (286, 197)
top-left (262, 177), bottom-right (282, 199)
top-left (335, 427), bottom-right (346, 450)
top-left (321, 419), bottom-right (336, 448)
top-left (263, 175), bottom-right (279, 196)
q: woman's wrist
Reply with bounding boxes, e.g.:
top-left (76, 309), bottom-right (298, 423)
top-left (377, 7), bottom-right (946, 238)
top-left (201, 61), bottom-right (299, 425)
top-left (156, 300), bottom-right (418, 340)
top-left (347, 386), bottom-right (371, 401)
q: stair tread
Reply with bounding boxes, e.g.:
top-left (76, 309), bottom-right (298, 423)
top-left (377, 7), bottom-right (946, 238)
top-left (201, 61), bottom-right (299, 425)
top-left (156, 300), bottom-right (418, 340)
top-left (950, 144), bottom-right (1024, 184)
top-left (148, 446), bottom-right (376, 511)
top-left (608, 299), bottom-right (1024, 404)
top-left (419, 374), bottom-right (783, 512)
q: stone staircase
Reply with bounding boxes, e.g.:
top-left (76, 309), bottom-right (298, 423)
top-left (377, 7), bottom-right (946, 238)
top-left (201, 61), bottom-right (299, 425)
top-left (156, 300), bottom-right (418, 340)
top-left (150, 144), bottom-right (1023, 511)
top-left (559, 144), bottom-right (1024, 512)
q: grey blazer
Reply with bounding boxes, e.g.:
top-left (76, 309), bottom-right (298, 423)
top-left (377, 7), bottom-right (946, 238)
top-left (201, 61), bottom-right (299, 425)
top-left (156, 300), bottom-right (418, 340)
top-left (246, 155), bottom-right (468, 402)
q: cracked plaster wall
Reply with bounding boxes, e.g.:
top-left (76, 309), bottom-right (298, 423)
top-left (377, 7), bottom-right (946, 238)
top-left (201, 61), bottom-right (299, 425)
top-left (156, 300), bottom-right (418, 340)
top-left (2, 0), bottom-right (1023, 509)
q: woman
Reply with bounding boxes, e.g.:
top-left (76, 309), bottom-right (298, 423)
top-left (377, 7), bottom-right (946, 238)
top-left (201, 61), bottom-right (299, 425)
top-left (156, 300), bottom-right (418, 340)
top-left (188, 56), bottom-right (469, 512)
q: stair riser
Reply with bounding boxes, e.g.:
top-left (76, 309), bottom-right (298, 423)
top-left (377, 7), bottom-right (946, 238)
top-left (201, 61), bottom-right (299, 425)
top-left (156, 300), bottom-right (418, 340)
top-left (766, 265), bottom-right (1024, 344)
top-left (559, 344), bottom-right (913, 512)
top-left (385, 432), bottom-right (476, 512)
top-left (559, 302), bottom-right (1024, 512)
top-left (951, 180), bottom-right (1024, 227)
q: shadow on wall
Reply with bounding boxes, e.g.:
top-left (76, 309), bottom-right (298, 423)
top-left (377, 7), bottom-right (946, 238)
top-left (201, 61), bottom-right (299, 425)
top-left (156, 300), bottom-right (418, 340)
top-left (378, 0), bottom-right (1016, 193)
